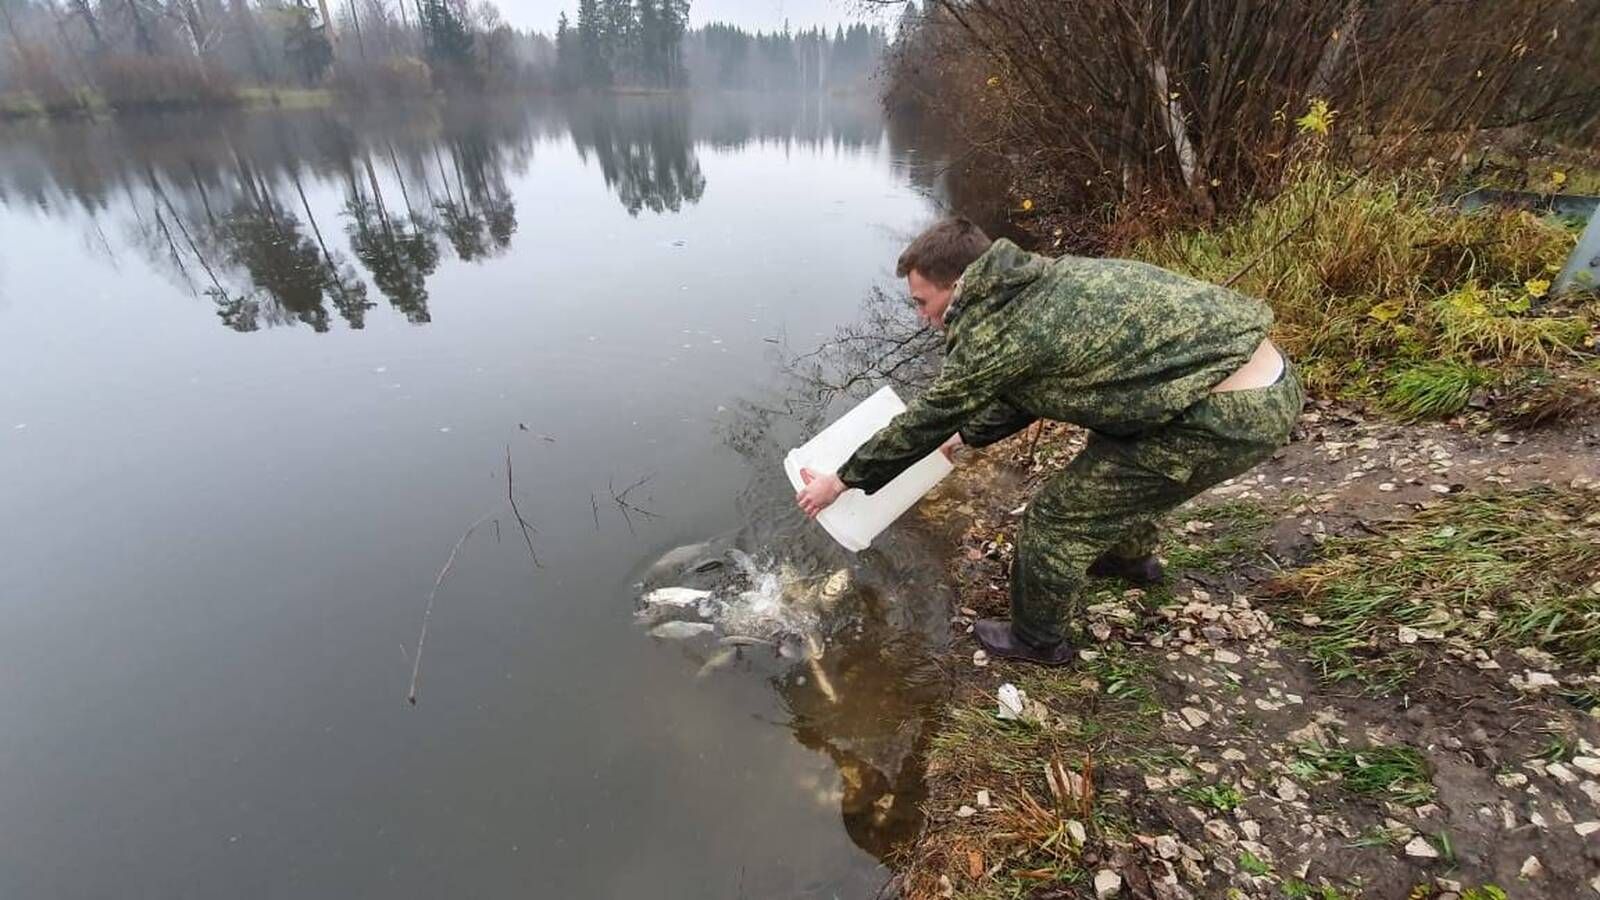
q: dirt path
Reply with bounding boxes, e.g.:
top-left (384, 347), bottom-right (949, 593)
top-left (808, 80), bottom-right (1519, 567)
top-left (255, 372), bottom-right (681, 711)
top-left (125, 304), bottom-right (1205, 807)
top-left (893, 403), bottom-right (1600, 900)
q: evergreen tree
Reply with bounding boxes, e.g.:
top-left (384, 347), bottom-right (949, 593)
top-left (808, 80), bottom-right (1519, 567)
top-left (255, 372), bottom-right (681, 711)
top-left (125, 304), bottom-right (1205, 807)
top-left (575, 0), bottom-right (608, 84)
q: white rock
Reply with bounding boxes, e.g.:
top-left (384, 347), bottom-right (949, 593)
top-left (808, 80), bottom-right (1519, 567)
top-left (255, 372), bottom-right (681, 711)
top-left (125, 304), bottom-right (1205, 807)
top-left (1379, 482), bottom-right (1397, 492)
top-left (1572, 756), bottom-right (1600, 777)
top-left (955, 805), bottom-right (977, 818)
top-left (1397, 625), bottom-right (1420, 644)
top-left (972, 649), bottom-right (989, 667)
top-left (1154, 834), bottom-right (1180, 859)
top-left (1275, 777), bottom-right (1305, 802)
top-left (976, 789), bottom-right (991, 808)
top-left (996, 683), bottom-right (1026, 720)
top-left (1522, 670), bottom-right (1560, 691)
top-left (1582, 781), bottom-right (1600, 805)
top-left (1222, 748), bottom-right (1248, 762)
top-left (1521, 855), bottom-right (1544, 879)
top-left (1214, 649), bottom-right (1243, 665)
top-left (1496, 772), bottom-right (1529, 788)
top-left (1093, 868), bottom-right (1122, 899)
top-left (1548, 762), bottom-right (1580, 784)
top-left (1575, 821), bottom-right (1600, 836)
top-left (1181, 707), bottom-right (1211, 728)
top-left (1066, 819), bottom-right (1087, 846)
top-left (1404, 836), bottom-right (1439, 858)
top-left (1240, 820), bottom-right (1261, 841)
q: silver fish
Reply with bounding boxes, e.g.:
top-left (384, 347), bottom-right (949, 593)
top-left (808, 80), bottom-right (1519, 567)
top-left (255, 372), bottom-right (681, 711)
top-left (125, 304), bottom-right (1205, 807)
top-left (649, 621), bottom-right (716, 640)
top-left (642, 587), bottom-right (713, 608)
top-left (695, 646), bottom-right (741, 679)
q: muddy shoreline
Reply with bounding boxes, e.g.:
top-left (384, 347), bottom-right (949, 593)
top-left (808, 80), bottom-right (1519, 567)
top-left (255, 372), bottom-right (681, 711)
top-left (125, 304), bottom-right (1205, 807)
top-left (890, 396), bottom-right (1600, 899)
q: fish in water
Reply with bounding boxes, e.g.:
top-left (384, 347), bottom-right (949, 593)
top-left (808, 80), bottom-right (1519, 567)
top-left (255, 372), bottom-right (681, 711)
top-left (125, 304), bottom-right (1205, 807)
top-left (648, 621), bottom-right (715, 640)
top-left (635, 540), bottom-right (853, 701)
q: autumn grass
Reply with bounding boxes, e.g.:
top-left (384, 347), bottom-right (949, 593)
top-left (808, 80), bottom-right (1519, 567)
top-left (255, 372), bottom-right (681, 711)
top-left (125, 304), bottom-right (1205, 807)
top-left (1133, 164), bottom-right (1596, 415)
top-left (903, 636), bottom-right (1159, 899)
top-left (1271, 486), bottom-right (1600, 694)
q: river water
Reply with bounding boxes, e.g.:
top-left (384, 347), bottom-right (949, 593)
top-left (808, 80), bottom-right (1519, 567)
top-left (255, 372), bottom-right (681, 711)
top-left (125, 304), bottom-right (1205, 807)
top-left (0, 96), bottom-right (966, 897)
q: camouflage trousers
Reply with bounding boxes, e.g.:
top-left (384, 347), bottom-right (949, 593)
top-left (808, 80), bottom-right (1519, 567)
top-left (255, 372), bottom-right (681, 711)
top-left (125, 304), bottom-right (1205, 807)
top-left (1008, 365), bottom-right (1306, 648)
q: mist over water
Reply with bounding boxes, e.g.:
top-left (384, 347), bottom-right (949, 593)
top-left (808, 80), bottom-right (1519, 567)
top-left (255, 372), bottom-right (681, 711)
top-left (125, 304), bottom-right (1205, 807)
top-left (0, 94), bottom-right (967, 898)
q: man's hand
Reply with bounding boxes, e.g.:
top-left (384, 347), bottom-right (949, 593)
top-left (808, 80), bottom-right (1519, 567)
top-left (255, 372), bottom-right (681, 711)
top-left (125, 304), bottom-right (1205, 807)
top-left (939, 432), bottom-right (964, 462)
top-left (795, 468), bottom-right (847, 518)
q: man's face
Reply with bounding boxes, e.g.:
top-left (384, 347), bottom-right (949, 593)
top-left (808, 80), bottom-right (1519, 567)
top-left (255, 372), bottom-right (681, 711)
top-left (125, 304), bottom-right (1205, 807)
top-left (908, 270), bottom-right (956, 330)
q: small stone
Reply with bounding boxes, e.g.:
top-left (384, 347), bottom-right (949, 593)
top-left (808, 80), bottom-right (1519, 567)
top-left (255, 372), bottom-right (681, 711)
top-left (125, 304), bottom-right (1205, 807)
top-left (1397, 625), bottom-right (1420, 644)
top-left (1528, 671), bottom-right (1559, 688)
top-left (1213, 649), bottom-right (1242, 665)
top-left (1094, 869), bottom-right (1122, 899)
top-left (1404, 836), bottom-right (1439, 858)
top-left (1379, 482), bottom-right (1397, 492)
top-left (1240, 820), bottom-right (1261, 841)
top-left (1548, 763), bottom-right (1580, 784)
top-left (955, 805), bottom-right (976, 818)
top-left (1065, 819), bottom-right (1087, 846)
top-left (937, 874), bottom-right (954, 898)
top-left (1581, 781), bottom-right (1600, 805)
top-left (972, 649), bottom-right (989, 667)
top-left (1222, 748), bottom-right (1248, 762)
top-left (1521, 855), bottom-right (1544, 879)
top-left (1572, 757), bottom-right (1600, 777)
top-left (1576, 821), bottom-right (1600, 837)
top-left (1275, 777), bottom-right (1305, 802)
top-left (976, 789), bottom-right (991, 808)
top-left (1429, 484), bottom-right (1452, 494)
top-left (1204, 819), bottom-right (1239, 845)
top-left (1181, 707), bottom-right (1211, 728)
top-left (1154, 834), bottom-right (1180, 859)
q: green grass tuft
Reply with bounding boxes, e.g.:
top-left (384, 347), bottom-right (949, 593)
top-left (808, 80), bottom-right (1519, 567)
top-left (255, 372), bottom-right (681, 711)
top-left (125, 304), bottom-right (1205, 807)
top-left (1382, 360), bottom-right (1490, 420)
top-left (1176, 781), bottom-right (1245, 813)
top-left (1294, 743), bottom-right (1435, 806)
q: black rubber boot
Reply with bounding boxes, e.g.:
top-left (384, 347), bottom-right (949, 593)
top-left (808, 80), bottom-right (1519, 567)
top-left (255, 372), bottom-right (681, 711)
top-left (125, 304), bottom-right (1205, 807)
top-left (974, 618), bottom-right (1075, 667)
top-left (1086, 551), bottom-right (1166, 586)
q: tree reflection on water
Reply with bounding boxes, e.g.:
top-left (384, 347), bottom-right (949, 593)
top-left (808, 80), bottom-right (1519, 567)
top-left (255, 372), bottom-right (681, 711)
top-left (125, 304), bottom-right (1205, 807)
top-left (0, 96), bottom-right (902, 334)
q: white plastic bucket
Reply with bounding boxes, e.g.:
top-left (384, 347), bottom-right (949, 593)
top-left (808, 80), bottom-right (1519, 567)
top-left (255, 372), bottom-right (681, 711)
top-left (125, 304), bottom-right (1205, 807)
top-left (783, 385), bottom-right (954, 552)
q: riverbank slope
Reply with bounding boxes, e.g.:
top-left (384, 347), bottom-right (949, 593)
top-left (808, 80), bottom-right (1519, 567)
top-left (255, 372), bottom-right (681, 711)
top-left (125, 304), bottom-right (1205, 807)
top-left (889, 167), bottom-right (1600, 899)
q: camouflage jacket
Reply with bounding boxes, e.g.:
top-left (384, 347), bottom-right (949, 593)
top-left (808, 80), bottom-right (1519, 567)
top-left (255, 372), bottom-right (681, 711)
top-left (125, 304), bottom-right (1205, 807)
top-left (836, 239), bottom-right (1273, 493)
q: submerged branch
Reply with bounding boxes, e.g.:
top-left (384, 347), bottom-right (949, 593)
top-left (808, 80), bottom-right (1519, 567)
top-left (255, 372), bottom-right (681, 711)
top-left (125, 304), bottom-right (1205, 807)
top-left (406, 509), bottom-right (497, 706)
top-left (505, 445), bottom-right (542, 571)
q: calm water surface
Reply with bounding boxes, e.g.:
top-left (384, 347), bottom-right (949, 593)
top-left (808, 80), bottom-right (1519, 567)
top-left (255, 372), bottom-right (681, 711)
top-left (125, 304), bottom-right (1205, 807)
top-left (0, 97), bottom-right (963, 898)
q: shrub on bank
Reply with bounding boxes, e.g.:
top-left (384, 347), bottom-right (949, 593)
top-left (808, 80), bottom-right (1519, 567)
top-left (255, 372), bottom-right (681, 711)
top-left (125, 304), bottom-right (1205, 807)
top-left (92, 54), bottom-right (239, 111)
top-left (330, 57), bottom-right (435, 101)
top-left (1132, 165), bottom-right (1595, 415)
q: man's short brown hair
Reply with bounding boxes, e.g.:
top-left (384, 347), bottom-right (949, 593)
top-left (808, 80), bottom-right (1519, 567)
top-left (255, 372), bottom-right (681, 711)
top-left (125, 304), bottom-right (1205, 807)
top-left (896, 217), bottom-right (992, 287)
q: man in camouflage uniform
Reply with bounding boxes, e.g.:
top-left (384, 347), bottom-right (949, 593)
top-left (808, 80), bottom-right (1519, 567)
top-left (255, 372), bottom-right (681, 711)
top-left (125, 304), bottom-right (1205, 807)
top-left (796, 219), bottom-right (1303, 666)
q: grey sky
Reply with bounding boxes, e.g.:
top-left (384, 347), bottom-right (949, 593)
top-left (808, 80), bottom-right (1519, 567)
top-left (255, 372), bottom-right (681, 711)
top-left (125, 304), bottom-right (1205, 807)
top-left (500, 0), bottom-right (891, 34)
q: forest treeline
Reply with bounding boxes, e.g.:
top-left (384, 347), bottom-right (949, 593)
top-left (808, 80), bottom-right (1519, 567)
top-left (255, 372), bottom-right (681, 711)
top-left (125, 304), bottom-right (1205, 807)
top-left (0, 0), bottom-right (887, 115)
